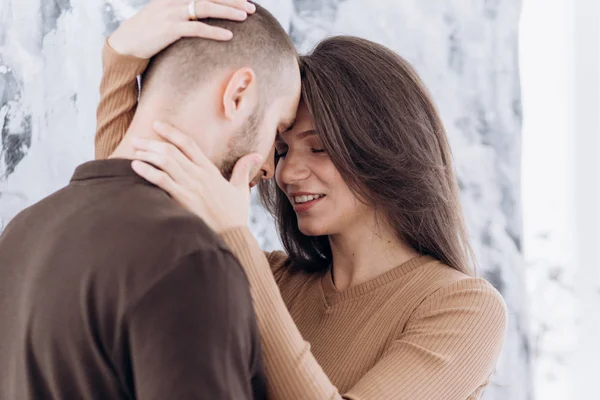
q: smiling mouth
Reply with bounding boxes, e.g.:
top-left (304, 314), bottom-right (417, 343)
top-left (293, 194), bottom-right (325, 204)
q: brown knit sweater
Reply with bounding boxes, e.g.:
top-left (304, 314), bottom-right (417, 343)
top-left (95, 40), bottom-right (507, 400)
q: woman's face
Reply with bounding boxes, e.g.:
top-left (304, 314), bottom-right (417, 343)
top-left (275, 103), bottom-right (370, 236)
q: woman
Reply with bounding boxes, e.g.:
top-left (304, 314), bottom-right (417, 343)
top-left (96, 1), bottom-right (507, 399)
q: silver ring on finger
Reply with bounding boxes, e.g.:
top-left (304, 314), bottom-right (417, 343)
top-left (188, 1), bottom-right (197, 20)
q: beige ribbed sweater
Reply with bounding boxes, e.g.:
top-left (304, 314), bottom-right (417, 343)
top-left (95, 40), bottom-right (507, 400)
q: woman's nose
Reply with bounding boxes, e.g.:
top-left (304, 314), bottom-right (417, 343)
top-left (277, 150), bottom-right (311, 184)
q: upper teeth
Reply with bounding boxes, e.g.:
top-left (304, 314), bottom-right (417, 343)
top-left (294, 194), bottom-right (324, 204)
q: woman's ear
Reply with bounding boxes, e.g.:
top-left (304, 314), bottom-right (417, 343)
top-left (222, 67), bottom-right (258, 121)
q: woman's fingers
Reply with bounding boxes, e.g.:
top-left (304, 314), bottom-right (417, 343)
top-left (178, 1), bottom-right (249, 22)
top-left (176, 21), bottom-right (233, 40)
top-left (244, 1), bottom-right (256, 13)
top-left (173, 0), bottom-right (257, 42)
top-left (131, 135), bottom-right (206, 178)
top-left (186, 0), bottom-right (256, 14)
top-left (211, 0), bottom-right (256, 14)
top-left (230, 153), bottom-right (264, 188)
top-left (152, 121), bottom-right (218, 172)
top-left (133, 150), bottom-right (192, 188)
top-left (130, 121), bottom-right (254, 231)
top-left (131, 160), bottom-right (186, 198)
top-left (193, 1), bottom-right (248, 20)
top-left (108, 0), bottom-right (253, 58)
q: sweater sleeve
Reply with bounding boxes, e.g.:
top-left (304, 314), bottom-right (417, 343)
top-left (95, 39), bottom-right (148, 159)
top-left (219, 227), bottom-right (341, 400)
top-left (219, 227), bottom-right (507, 400)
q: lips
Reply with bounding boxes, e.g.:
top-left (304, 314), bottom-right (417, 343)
top-left (293, 194), bottom-right (325, 204)
top-left (289, 192), bottom-right (326, 213)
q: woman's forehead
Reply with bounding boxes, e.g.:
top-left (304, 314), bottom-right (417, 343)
top-left (287, 103), bottom-right (313, 133)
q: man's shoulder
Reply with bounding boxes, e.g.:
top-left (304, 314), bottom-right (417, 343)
top-left (90, 190), bottom-right (248, 314)
top-left (112, 188), bottom-right (235, 265)
top-left (108, 183), bottom-right (229, 252)
top-left (67, 181), bottom-right (240, 290)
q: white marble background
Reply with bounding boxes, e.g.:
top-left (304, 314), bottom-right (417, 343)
top-left (0, 1), bottom-right (529, 399)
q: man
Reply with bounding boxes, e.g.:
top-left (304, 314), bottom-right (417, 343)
top-left (0, 3), bottom-right (301, 399)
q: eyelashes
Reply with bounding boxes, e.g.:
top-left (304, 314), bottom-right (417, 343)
top-left (275, 148), bottom-right (325, 160)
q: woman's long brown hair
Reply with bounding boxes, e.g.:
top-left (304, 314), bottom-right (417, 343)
top-left (259, 36), bottom-right (475, 276)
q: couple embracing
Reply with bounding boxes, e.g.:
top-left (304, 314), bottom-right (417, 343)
top-left (0, 1), bottom-right (506, 399)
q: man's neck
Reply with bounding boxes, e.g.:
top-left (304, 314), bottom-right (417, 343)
top-left (109, 132), bottom-right (161, 160)
top-left (108, 108), bottom-right (168, 159)
top-left (107, 103), bottom-right (219, 166)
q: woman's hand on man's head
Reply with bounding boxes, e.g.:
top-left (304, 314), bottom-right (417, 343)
top-left (108, 0), bottom-right (256, 59)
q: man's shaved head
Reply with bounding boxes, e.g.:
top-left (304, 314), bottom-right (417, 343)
top-left (121, 3), bottom-right (301, 185)
top-left (140, 3), bottom-right (298, 103)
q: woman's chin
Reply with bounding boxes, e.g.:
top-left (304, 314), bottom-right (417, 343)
top-left (297, 220), bottom-right (329, 237)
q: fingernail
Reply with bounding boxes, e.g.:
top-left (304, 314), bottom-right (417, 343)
top-left (246, 2), bottom-right (256, 13)
top-left (131, 160), bottom-right (146, 172)
top-left (253, 155), bottom-right (264, 165)
top-left (153, 121), bottom-right (166, 130)
top-left (221, 30), bottom-right (233, 40)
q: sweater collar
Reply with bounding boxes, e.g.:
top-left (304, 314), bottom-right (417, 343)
top-left (71, 159), bottom-right (148, 185)
top-left (321, 255), bottom-right (436, 306)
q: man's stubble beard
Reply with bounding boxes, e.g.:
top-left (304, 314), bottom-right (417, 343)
top-left (219, 109), bottom-right (262, 181)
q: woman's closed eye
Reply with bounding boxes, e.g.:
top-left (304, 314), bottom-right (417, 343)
top-left (275, 147), bottom-right (326, 160)
top-left (275, 149), bottom-right (288, 159)
top-left (274, 141), bottom-right (288, 159)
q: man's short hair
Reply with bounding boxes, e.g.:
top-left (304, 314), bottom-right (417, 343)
top-left (140, 3), bottom-right (297, 104)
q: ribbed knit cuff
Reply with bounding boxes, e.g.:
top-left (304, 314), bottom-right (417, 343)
top-left (102, 38), bottom-right (149, 76)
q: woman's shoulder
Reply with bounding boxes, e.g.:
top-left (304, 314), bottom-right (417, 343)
top-left (263, 250), bottom-right (292, 281)
top-left (263, 250), bottom-right (325, 293)
top-left (416, 257), bottom-right (507, 316)
top-left (264, 250), bottom-right (291, 268)
top-left (263, 250), bottom-right (321, 276)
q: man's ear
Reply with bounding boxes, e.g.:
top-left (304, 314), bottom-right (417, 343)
top-left (222, 67), bottom-right (258, 121)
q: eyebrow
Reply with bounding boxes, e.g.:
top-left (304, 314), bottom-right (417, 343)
top-left (297, 129), bottom-right (317, 140)
top-left (277, 129), bottom-right (317, 143)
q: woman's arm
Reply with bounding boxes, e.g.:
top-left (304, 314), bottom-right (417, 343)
top-left (95, 42), bottom-right (147, 159)
top-left (219, 227), bottom-right (342, 399)
top-left (94, 0), bottom-right (254, 158)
